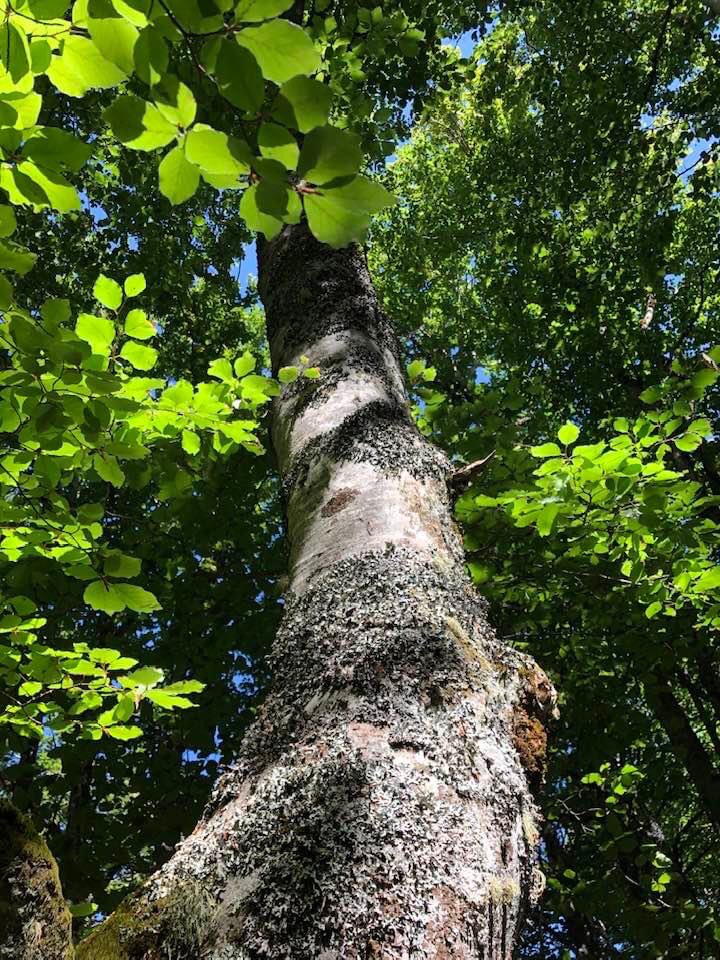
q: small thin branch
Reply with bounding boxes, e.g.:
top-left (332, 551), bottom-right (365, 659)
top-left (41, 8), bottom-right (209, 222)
top-left (449, 450), bottom-right (496, 492)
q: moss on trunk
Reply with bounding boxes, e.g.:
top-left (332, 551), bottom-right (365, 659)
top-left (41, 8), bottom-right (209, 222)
top-left (0, 799), bottom-right (73, 960)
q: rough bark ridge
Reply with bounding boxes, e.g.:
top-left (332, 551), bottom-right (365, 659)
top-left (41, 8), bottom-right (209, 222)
top-left (77, 224), bottom-right (553, 960)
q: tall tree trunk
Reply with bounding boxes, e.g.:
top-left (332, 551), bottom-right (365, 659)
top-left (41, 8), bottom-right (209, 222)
top-left (77, 224), bottom-right (554, 959)
top-left (645, 674), bottom-right (720, 831)
top-left (0, 800), bottom-right (73, 960)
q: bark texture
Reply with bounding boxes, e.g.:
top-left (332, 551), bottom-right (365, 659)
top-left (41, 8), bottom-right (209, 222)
top-left (78, 225), bottom-right (553, 959)
top-left (0, 800), bottom-right (73, 960)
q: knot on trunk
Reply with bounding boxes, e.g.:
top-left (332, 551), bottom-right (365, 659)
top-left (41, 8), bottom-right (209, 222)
top-left (512, 664), bottom-right (559, 794)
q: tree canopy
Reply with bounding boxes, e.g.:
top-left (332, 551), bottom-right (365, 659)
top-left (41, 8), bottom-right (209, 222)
top-left (0, 0), bottom-right (719, 956)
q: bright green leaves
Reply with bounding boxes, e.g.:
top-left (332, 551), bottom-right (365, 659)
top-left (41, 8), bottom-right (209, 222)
top-left (235, 0), bottom-right (293, 21)
top-left (236, 20), bottom-right (320, 84)
top-left (134, 24), bottom-right (169, 85)
top-left (201, 38), bottom-right (264, 113)
top-left (298, 126), bottom-right (362, 185)
top-left (124, 273), bottom-right (146, 297)
top-left (271, 77), bottom-right (332, 132)
top-left (48, 36), bottom-right (127, 97)
top-left (159, 146), bottom-right (200, 205)
top-left (185, 125), bottom-right (252, 181)
top-left (104, 95), bottom-right (177, 151)
top-left (31, 0), bottom-right (394, 249)
top-left (240, 180), bottom-right (300, 239)
top-left (258, 123), bottom-right (300, 170)
top-left (294, 128), bottom-right (394, 246)
top-left (76, 313), bottom-right (115, 356)
top-left (558, 422), bottom-right (580, 445)
top-left (125, 308), bottom-right (155, 339)
top-left (94, 452), bottom-right (125, 487)
top-left (94, 274), bottom-right (123, 310)
top-left (84, 580), bottom-right (125, 614)
top-left (119, 340), bottom-right (158, 370)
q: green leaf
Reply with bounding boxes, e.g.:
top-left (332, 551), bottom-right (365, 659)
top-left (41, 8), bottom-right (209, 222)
top-left (88, 6), bottom-right (139, 75)
top-left (298, 125), bottom-right (361, 185)
top-left (104, 553), bottom-right (141, 578)
top-left (124, 273), bottom-right (146, 297)
top-left (200, 38), bottom-right (263, 112)
top-left (558, 422), bottom-right (579, 445)
top-left (208, 358), bottom-right (234, 382)
top-left (104, 95), bottom-right (177, 151)
top-left (304, 192), bottom-right (369, 247)
top-left (278, 365), bottom-right (299, 383)
top-left (76, 313), bottom-right (115, 355)
top-left (21, 129), bottom-right (93, 174)
top-left (645, 601), bottom-right (662, 619)
top-left (537, 502), bottom-right (560, 536)
top-left (153, 77), bottom-right (197, 128)
top-left (234, 353), bottom-right (255, 377)
top-left (106, 724), bottom-right (143, 739)
top-left (124, 665), bottom-right (164, 687)
top-left (159, 145), bottom-right (200, 205)
top-left (639, 385), bottom-right (662, 404)
top-left (84, 580), bottom-right (124, 614)
top-left (530, 442), bottom-right (562, 458)
top-left (120, 341), bottom-right (158, 370)
top-left (271, 76), bottom-right (332, 133)
top-left (258, 123), bottom-right (300, 169)
top-left (48, 36), bottom-right (127, 97)
top-left (235, 0), bottom-right (293, 21)
top-left (0, 241), bottom-right (36, 274)
top-left (146, 690), bottom-right (193, 708)
top-left (0, 206), bottom-right (17, 238)
top-left (13, 162), bottom-right (81, 213)
top-left (236, 20), bottom-right (320, 85)
top-left (182, 429), bottom-right (201, 455)
top-left (93, 274), bottom-right (123, 310)
top-left (184, 125), bottom-right (252, 179)
top-left (690, 369), bottom-right (718, 391)
top-left (94, 453), bottom-right (125, 488)
top-left (674, 434), bottom-right (701, 452)
top-left (0, 24), bottom-right (30, 83)
top-left (69, 901), bottom-right (97, 919)
top-left (115, 583), bottom-right (161, 613)
top-left (125, 308), bottom-right (155, 340)
top-left (695, 568), bottom-right (720, 593)
top-left (134, 25), bottom-right (169, 85)
top-left (240, 183), bottom-right (283, 239)
top-left (321, 174), bottom-right (395, 214)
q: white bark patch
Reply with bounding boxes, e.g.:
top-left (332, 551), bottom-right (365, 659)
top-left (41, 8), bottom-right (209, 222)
top-left (288, 464), bottom-right (456, 593)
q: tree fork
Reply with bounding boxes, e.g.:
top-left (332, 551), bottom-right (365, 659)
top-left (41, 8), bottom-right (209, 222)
top-left (72, 224), bottom-right (553, 959)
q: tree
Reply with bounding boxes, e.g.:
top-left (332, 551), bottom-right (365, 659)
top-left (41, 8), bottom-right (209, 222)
top-left (0, 0), bottom-right (555, 957)
top-left (1, 0), bottom-right (718, 957)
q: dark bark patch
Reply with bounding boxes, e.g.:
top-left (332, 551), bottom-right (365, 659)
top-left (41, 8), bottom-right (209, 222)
top-left (321, 487), bottom-right (358, 517)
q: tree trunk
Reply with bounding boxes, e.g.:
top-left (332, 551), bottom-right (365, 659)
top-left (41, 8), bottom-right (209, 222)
top-left (0, 800), bottom-right (73, 960)
top-left (645, 674), bottom-right (720, 831)
top-left (77, 224), bottom-right (553, 959)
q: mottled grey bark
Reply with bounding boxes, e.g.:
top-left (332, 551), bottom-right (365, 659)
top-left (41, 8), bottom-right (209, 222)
top-left (78, 224), bottom-right (554, 960)
top-left (0, 800), bottom-right (73, 960)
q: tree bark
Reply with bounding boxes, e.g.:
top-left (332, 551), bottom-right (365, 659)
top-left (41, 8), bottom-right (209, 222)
top-left (77, 224), bottom-right (553, 959)
top-left (0, 800), bottom-right (73, 960)
top-left (645, 674), bottom-right (720, 831)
